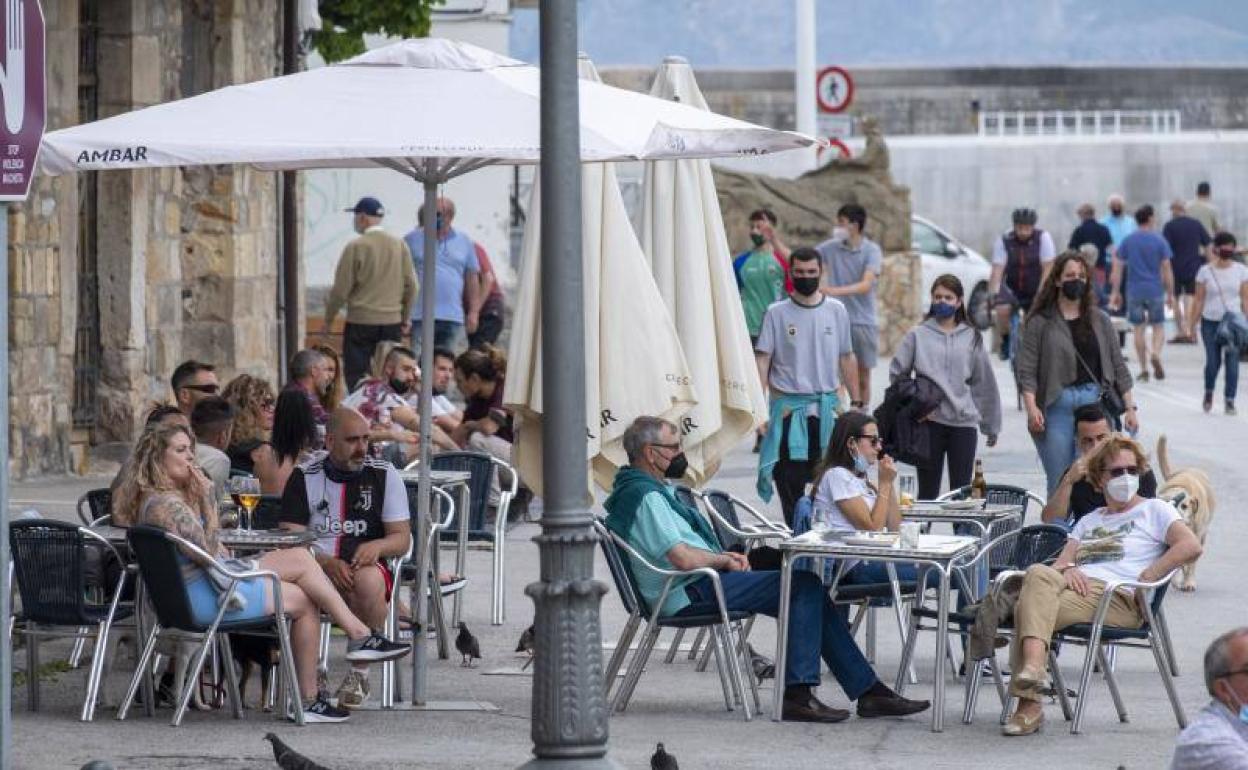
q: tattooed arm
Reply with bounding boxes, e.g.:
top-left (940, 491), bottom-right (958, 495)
top-left (137, 491), bottom-right (225, 567)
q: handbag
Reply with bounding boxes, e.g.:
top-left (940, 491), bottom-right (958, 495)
top-left (1072, 344), bottom-right (1126, 427)
top-left (1211, 271), bottom-right (1248, 352)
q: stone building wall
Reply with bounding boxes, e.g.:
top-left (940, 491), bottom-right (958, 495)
top-left (7, 0), bottom-right (78, 477)
top-left (8, 0), bottom-right (282, 476)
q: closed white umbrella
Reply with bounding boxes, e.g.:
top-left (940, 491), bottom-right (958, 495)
top-left (639, 56), bottom-right (768, 484)
top-left (506, 55), bottom-right (697, 497)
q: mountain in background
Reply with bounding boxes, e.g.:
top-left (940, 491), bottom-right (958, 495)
top-left (510, 0), bottom-right (1248, 68)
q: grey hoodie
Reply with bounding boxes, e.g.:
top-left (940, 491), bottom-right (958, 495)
top-left (889, 318), bottom-right (1002, 436)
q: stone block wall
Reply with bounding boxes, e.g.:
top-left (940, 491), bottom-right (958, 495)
top-left (7, 0), bottom-right (78, 476)
top-left (8, 0), bottom-right (282, 474)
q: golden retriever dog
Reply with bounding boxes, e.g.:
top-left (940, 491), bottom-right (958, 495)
top-left (1156, 435), bottom-right (1215, 592)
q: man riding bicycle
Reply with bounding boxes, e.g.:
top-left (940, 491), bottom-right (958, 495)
top-left (989, 208), bottom-right (1057, 360)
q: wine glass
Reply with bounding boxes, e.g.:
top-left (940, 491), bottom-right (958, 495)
top-left (229, 476), bottom-right (262, 530)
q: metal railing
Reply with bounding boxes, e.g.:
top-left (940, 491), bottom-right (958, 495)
top-left (977, 109), bottom-right (1182, 137)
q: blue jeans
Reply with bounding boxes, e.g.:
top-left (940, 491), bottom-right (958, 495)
top-left (1202, 318), bottom-right (1240, 400)
top-left (680, 570), bottom-right (877, 697)
top-left (411, 320), bottom-right (463, 354)
top-left (839, 560), bottom-right (935, 587)
top-left (1031, 383), bottom-right (1101, 496)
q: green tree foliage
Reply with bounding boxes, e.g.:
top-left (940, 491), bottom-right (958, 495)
top-left (311, 0), bottom-right (445, 64)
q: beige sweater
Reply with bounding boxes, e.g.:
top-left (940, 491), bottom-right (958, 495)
top-left (325, 228), bottom-right (419, 326)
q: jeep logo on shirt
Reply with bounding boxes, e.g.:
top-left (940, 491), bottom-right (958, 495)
top-left (318, 519), bottom-right (370, 537)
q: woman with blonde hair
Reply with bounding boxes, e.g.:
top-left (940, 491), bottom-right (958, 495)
top-left (113, 424), bottom-right (408, 723)
top-left (312, 343), bottom-right (347, 412)
top-left (221, 374), bottom-right (284, 494)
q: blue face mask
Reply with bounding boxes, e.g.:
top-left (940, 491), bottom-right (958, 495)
top-left (853, 453), bottom-right (870, 474)
top-left (929, 301), bottom-right (957, 319)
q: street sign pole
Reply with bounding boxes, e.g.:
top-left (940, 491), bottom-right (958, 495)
top-left (0, 3), bottom-right (47, 767)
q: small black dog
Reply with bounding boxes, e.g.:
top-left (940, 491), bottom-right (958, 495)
top-left (228, 633), bottom-right (279, 710)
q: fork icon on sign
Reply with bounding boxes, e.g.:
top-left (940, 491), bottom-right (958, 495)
top-left (0, 0), bottom-right (24, 134)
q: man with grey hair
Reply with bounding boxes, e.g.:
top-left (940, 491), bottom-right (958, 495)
top-left (1171, 627), bottom-right (1248, 768)
top-left (285, 348), bottom-right (333, 427)
top-left (603, 416), bottom-right (928, 724)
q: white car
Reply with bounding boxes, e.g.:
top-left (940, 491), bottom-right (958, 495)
top-left (911, 214), bottom-right (992, 329)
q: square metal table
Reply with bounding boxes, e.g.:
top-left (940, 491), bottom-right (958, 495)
top-left (900, 501), bottom-right (1025, 540)
top-left (772, 531), bottom-right (979, 731)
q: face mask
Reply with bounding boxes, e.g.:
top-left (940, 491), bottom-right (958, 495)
top-left (929, 301), bottom-right (957, 319)
top-left (389, 377), bottom-right (411, 395)
top-left (1223, 685), bottom-right (1248, 724)
top-left (852, 452), bottom-right (870, 474)
top-left (1061, 279), bottom-right (1086, 300)
top-left (792, 276), bottom-right (821, 297)
top-left (831, 226), bottom-right (849, 242)
top-left (1110, 206), bottom-right (1123, 216)
top-left (1218, 247), bottom-right (1237, 259)
top-left (663, 452), bottom-right (689, 480)
top-left (750, 232), bottom-right (766, 248)
top-left (1104, 473), bottom-right (1139, 503)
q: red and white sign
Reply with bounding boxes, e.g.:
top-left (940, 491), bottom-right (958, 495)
top-left (816, 138), bottom-right (851, 162)
top-left (816, 66), bottom-right (853, 114)
top-left (0, 0), bottom-right (45, 202)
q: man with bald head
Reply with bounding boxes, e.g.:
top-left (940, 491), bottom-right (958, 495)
top-left (404, 196), bottom-right (481, 353)
top-left (280, 407), bottom-right (411, 709)
top-left (1171, 627), bottom-right (1248, 768)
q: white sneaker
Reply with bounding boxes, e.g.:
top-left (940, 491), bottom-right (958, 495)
top-left (334, 670), bottom-right (370, 710)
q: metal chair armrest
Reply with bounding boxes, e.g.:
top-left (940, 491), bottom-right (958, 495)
top-left (714, 491), bottom-right (791, 535)
top-left (699, 501), bottom-right (786, 542)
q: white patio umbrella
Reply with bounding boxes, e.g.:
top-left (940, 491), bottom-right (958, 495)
top-left (505, 55), bottom-right (697, 497)
top-left (36, 36), bottom-right (816, 704)
top-left (639, 56), bottom-right (768, 484)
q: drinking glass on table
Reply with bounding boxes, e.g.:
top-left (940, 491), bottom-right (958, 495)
top-left (898, 474), bottom-right (916, 507)
top-left (229, 476), bottom-right (262, 530)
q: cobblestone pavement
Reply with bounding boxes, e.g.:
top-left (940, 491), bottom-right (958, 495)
top-left (9, 339), bottom-right (1242, 769)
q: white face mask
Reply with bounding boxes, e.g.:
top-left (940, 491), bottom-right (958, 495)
top-left (1104, 473), bottom-right (1139, 503)
top-left (832, 226), bottom-right (849, 242)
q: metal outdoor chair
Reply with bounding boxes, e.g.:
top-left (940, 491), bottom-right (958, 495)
top-left (76, 488), bottom-right (113, 527)
top-left (1037, 570), bottom-right (1185, 734)
top-left (404, 486), bottom-right (459, 700)
top-left (939, 484), bottom-right (1044, 574)
top-left (9, 520), bottom-right (132, 721)
top-left (669, 488), bottom-right (789, 671)
top-left (117, 526), bottom-right (303, 726)
top-left (595, 520), bottom-right (758, 720)
top-left (895, 524), bottom-right (1068, 712)
top-left (425, 451), bottom-right (518, 625)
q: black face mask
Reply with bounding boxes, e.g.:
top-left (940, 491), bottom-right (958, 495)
top-left (1110, 206), bottom-right (1123, 216)
top-left (1060, 279), bottom-right (1086, 300)
top-left (389, 378), bottom-right (411, 395)
top-left (792, 276), bottom-right (821, 297)
top-left (750, 232), bottom-right (766, 247)
top-left (324, 456), bottom-right (363, 483)
top-left (663, 452), bottom-right (689, 480)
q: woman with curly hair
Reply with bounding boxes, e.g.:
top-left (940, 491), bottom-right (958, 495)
top-left (221, 374), bottom-right (284, 494)
top-left (112, 423), bottom-right (408, 723)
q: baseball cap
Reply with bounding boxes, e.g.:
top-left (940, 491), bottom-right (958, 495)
top-left (345, 196), bottom-right (385, 216)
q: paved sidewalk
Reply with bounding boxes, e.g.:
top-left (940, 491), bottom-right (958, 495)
top-left (9, 339), bottom-right (1242, 768)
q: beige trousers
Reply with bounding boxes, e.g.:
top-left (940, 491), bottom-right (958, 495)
top-left (1008, 564), bottom-right (1143, 697)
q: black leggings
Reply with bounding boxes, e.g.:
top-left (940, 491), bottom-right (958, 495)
top-left (915, 423), bottom-right (979, 500)
top-left (772, 415), bottom-right (821, 528)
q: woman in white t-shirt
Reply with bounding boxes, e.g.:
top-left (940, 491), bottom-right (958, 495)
top-left (1001, 436), bottom-right (1203, 736)
top-left (812, 412), bottom-right (930, 585)
top-left (1186, 231), bottom-right (1248, 415)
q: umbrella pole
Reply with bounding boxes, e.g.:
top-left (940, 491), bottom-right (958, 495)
top-left (523, 0), bottom-right (616, 766)
top-left (411, 170), bottom-right (438, 705)
top-left (0, 204), bottom-right (12, 770)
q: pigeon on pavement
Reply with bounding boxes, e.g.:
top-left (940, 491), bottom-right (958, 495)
top-left (265, 732), bottom-right (332, 770)
top-left (456, 622), bottom-right (482, 668)
top-left (516, 624), bottom-right (536, 670)
top-left (650, 742), bottom-right (679, 770)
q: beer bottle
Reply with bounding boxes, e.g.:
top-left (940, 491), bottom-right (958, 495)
top-left (970, 459), bottom-right (987, 500)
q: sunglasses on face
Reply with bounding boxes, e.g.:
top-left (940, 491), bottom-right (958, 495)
top-left (181, 383), bottom-right (219, 394)
top-left (649, 442), bottom-right (681, 452)
top-left (1106, 466), bottom-right (1138, 478)
top-left (261, 399), bottom-right (276, 410)
top-left (855, 435), bottom-right (882, 447)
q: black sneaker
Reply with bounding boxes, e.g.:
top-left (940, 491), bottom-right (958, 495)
top-left (345, 632), bottom-right (410, 663)
top-left (302, 696), bottom-right (351, 723)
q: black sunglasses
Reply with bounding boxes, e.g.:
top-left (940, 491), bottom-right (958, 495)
top-left (854, 435), bottom-right (883, 447)
top-left (1106, 466), bottom-right (1138, 478)
top-left (181, 383), bottom-right (219, 394)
